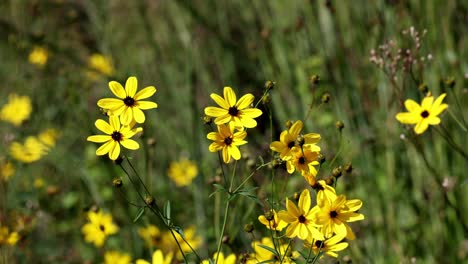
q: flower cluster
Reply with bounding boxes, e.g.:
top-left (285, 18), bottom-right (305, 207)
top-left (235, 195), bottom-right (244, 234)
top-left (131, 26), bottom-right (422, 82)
top-left (9, 128), bottom-right (59, 163)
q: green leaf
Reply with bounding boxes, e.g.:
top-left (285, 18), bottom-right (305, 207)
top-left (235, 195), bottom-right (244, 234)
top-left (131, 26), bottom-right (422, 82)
top-left (133, 207), bottom-right (145, 223)
top-left (209, 183), bottom-right (227, 198)
top-left (164, 200), bottom-right (171, 225)
top-left (257, 244), bottom-right (279, 256)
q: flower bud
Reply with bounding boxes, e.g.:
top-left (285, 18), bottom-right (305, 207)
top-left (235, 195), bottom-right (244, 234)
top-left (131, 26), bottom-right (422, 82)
top-left (317, 153), bottom-right (326, 164)
top-left (336, 121), bottom-right (345, 131)
top-left (344, 163), bottom-right (353, 174)
top-left (203, 116), bottom-right (213, 125)
top-left (321, 92), bottom-right (331, 104)
top-left (264, 80), bottom-right (275, 91)
top-left (418, 83), bottom-right (428, 94)
top-left (310, 75), bottom-right (320, 85)
top-left (244, 223), bottom-right (254, 233)
top-left (112, 178), bottom-right (123, 188)
top-left (145, 196), bottom-right (155, 206)
top-left (332, 166), bottom-right (342, 178)
top-left (445, 77), bottom-right (455, 89)
top-left (264, 210), bottom-right (275, 221)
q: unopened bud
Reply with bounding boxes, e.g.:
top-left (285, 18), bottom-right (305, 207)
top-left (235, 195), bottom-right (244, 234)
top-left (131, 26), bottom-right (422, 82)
top-left (296, 134), bottom-right (305, 146)
top-left (332, 166), bottom-right (342, 178)
top-left (244, 223), bottom-right (254, 233)
top-left (265, 210), bottom-right (275, 221)
top-left (293, 192), bottom-right (300, 201)
top-left (321, 92), bottom-right (331, 104)
top-left (285, 120), bottom-right (293, 129)
top-left (145, 196), bottom-right (155, 206)
top-left (344, 163), bottom-right (353, 174)
top-left (317, 153), bottom-right (326, 164)
top-left (336, 121), bottom-right (344, 131)
top-left (445, 77), bottom-right (455, 89)
top-left (310, 75), bottom-right (320, 85)
top-left (265, 80), bottom-right (275, 91)
top-left (418, 83), bottom-right (428, 94)
top-left (203, 116), bottom-right (213, 125)
top-left (112, 178), bottom-right (123, 188)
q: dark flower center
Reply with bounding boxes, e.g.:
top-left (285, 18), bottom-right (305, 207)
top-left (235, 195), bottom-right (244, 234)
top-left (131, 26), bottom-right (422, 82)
top-left (111, 131), bottom-right (122, 141)
top-left (99, 225), bottom-right (105, 232)
top-left (315, 240), bottom-right (325, 248)
top-left (298, 215), bottom-right (306, 223)
top-left (228, 106), bottom-right (239, 116)
top-left (298, 157), bottom-right (306, 164)
top-left (123, 96), bottom-right (135, 107)
top-left (287, 141), bottom-right (295, 149)
top-left (330, 210), bottom-right (338, 218)
top-left (420, 110), bottom-right (429, 118)
top-left (224, 136), bottom-right (233, 146)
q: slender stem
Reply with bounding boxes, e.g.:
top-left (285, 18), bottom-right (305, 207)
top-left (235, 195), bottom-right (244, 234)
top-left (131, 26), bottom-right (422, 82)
top-left (233, 163), bottom-right (269, 194)
top-left (126, 157), bottom-right (151, 196)
top-left (328, 131), bottom-right (343, 168)
top-left (215, 200), bottom-right (230, 264)
top-left (448, 87), bottom-right (467, 128)
top-left (434, 126), bottom-right (468, 161)
top-left (279, 239), bottom-right (292, 264)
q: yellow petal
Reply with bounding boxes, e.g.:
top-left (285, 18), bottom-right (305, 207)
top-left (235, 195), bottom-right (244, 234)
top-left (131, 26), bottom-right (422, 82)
top-left (229, 145), bottom-right (241, 160)
top-left (241, 108), bottom-right (262, 118)
top-left (121, 107), bottom-right (133, 125)
top-left (87, 135), bottom-right (111, 143)
top-left (133, 107), bottom-right (146, 123)
top-left (134, 86), bottom-right (156, 100)
top-left (95, 119), bottom-right (113, 134)
top-left (239, 116), bottom-right (257, 128)
top-left (223, 86), bottom-right (236, 106)
top-left (109, 115), bottom-right (120, 131)
top-left (235, 94), bottom-right (254, 109)
top-left (298, 189), bottom-right (311, 212)
top-left (121, 139), bottom-right (139, 150)
top-left (205, 106), bottom-right (228, 117)
top-left (108, 81), bottom-right (126, 98)
top-left (109, 141), bottom-right (120, 160)
top-left (289, 120), bottom-right (303, 136)
top-left (404, 99), bottom-right (420, 112)
top-left (414, 119), bottom-right (429, 134)
top-left (427, 116), bottom-right (441, 125)
top-left (421, 95), bottom-right (434, 110)
top-left (298, 224), bottom-right (309, 240)
top-left (210, 93), bottom-right (230, 109)
top-left (137, 101), bottom-right (158, 110)
top-left (97, 98), bottom-right (124, 110)
top-left (96, 140), bottom-right (114, 156)
top-left (395, 112), bottom-right (420, 124)
top-left (125, 76), bottom-right (138, 97)
top-left (222, 147), bottom-right (231, 163)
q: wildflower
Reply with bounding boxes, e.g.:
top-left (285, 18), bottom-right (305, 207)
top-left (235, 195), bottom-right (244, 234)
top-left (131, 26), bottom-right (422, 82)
top-left (201, 252), bottom-right (236, 264)
top-left (10, 136), bottom-right (50, 163)
top-left (136, 250), bottom-right (173, 264)
top-left (204, 86), bottom-right (262, 129)
top-left (246, 237), bottom-right (299, 264)
top-left (305, 233), bottom-right (348, 258)
top-left (312, 180), bottom-right (336, 207)
top-left (98, 76), bottom-right (158, 125)
top-left (28, 46), bottom-right (48, 67)
top-left (207, 123), bottom-right (247, 163)
top-left (81, 210), bottom-right (118, 247)
top-left (0, 94), bottom-right (32, 126)
top-left (278, 189), bottom-right (323, 241)
top-left (37, 128), bottom-right (59, 147)
top-left (104, 251), bottom-right (132, 264)
top-left (315, 193), bottom-right (364, 240)
top-left (396, 93), bottom-right (448, 134)
top-left (270, 120), bottom-right (320, 160)
top-left (285, 146), bottom-right (320, 177)
top-left (0, 226), bottom-right (20, 246)
top-left (258, 209), bottom-right (287, 231)
top-left (88, 53), bottom-right (114, 76)
top-left (138, 225), bottom-right (162, 248)
top-left (159, 226), bottom-right (202, 260)
top-left (34, 178), bottom-right (45, 188)
top-left (87, 115), bottom-right (142, 160)
top-left (167, 158), bottom-right (198, 187)
top-left (0, 161), bottom-right (15, 181)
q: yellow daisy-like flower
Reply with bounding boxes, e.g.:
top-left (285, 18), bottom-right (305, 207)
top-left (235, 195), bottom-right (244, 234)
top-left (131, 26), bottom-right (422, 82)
top-left (313, 180), bottom-right (337, 207)
top-left (278, 189), bottom-right (323, 241)
top-left (167, 158), bottom-right (198, 187)
top-left (0, 161), bottom-right (15, 181)
top-left (38, 128), bottom-right (59, 147)
top-left (138, 225), bottom-right (162, 248)
top-left (97, 76), bottom-right (158, 125)
top-left (270, 120), bottom-right (321, 160)
top-left (204, 86), bottom-right (262, 129)
top-left (306, 233), bottom-right (349, 258)
top-left (104, 251), bottom-right (132, 264)
top-left (81, 210), bottom-right (118, 248)
top-left (202, 252), bottom-right (236, 264)
top-left (0, 226), bottom-right (20, 246)
top-left (258, 209), bottom-right (288, 231)
top-left (87, 115), bottom-right (142, 160)
top-left (136, 250), bottom-right (173, 264)
top-left (88, 53), bottom-right (114, 76)
top-left (28, 46), bottom-right (48, 67)
top-left (207, 123), bottom-right (248, 163)
top-left (245, 237), bottom-right (299, 264)
top-left (0, 93), bottom-right (32, 126)
top-left (315, 193), bottom-right (364, 240)
top-left (10, 136), bottom-right (50, 163)
top-left (159, 226), bottom-right (202, 260)
top-left (285, 146), bottom-right (320, 177)
top-left (396, 93), bottom-right (448, 134)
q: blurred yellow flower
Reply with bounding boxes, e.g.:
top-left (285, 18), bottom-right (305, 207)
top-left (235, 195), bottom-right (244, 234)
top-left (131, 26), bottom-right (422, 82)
top-left (136, 250), bottom-right (173, 264)
top-left (88, 53), bottom-right (114, 76)
top-left (28, 46), bottom-right (48, 67)
top-left (160, 226), bottom-right (202, 260)
top-left (207, 123), bottom-right (247, 163)
top-left (270, 120), bottom-right (320, 160)
top-left (34, 178), bottom-right (45, 188)
top-left (258, 209), bottom-right (287, 231)
top-left (10, 136), bottom-right (50, 163)
top-left (138, 225), bottom-right (162, 248)
top-left (38, 128), bottom-right (59, 147)
top-left (204, 86), bottom-right (262, 129)
top-left (97, 76), bottom-right (158, 125)
top-left (201, 252), bottom-right (236, 264)
top-left (104, 251), bottom-right (132, 264)
top-left (167, 158), bottom-right (198, 187)
top-left (0, 226), bottom-right (20, 246)
top-left (0, 93), bottom-right (32, 126)
top-left (246, 237), bottom-right (298, 264)
top-left (396, 93), bottom-right (448, 134)
top-left (81, 210), bottom-right (118, 247)
top-left (87, 115), bottom-right (142, 160)
top-left (305, 233), bottom-right (349, 258)
top-left (0, 160), bottom-right (15, 181)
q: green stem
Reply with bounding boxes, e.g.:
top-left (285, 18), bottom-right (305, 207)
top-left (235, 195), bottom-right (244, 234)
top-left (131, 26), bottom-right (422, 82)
top-left (215, 200), bottom-right (230, 264)
top-left (279, 239), bottom-right (292, 264)
top-left (434, 126), bottom-right (468, 162)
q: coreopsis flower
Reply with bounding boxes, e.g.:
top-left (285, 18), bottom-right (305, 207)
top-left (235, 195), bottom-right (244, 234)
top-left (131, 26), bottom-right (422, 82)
top-left (313, 180), bottom-right (337, 207)
top-left (88, 53), bottom-right (114, 76)
top-left (396, 93), bottom-right (448, 134)
top-left (278, 189), bottom-right (323, 241)
top-left (305, 233), bottom-right (348, 258)
top-left (0, 93), bottom-right (32, 126)
top-left (167, 158), bottom-right (198, 187)
top-left (285, 146), bottom-right (320, 177)
top-left (204, 86), bottom-right (262, 129)
top-left (0, 226), bottom-right (20, 246)
top-left (315, 193), bottom-right (364, 240)
top-left (37, 128), bottom-right (59, 147)
top-left (136, 250), bottom-right (173, 264)
top-left (28, 46), bottom-right (48, 67)
top-left (81, 210), bottom-right (118, 247)
top-left (138, 225), bottom-right (162, 248)
top-left (98, 76), bottom-right (158, 125)
top-left (87, 115), bottom-right (142, 160)
top-left (0, 161), bottom-right (15, 181)
top-left (201, 252), bottom-right (236, 264)
top-left (245, 237), bottom-right (299, 264)
top-left (258, 209), bottom-right (287, 231)
top-left (10, 136), bottom-right (50, 163)
top-left (207, 123), bottom-right (247, 163)
top-left (270, 120), bottom-right (321, 160)
top-left (104, 251), bottom-right (132, 264)
top-left (160, 227), bottom-right (202, 260)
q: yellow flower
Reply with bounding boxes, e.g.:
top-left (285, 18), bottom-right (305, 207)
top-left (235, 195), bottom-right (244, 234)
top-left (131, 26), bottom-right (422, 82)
top-left (38, 128), bottom-right (59, 147)
top-left (396, 93), bottom-right (448, 134)
top-left (97, 76), bottom-right (158, 125)
top-left (0, 226), bottom-right (20, 246)
top-left (10, 136), bottom-right (50, 163)
top-left (87, 115), bottom-right (142, 160)
top-left (313, 180), bottom-right (336, 207)
top-left (202, 252), bottom-right (236, 264)
top-left (278, 189), bottom-right (323, 241)
top-left (315, 193), bottom-right (364, 240)
top-left (0, 161), bottom-right (15, 181)
top-left (28, 46), bottom-right (48, 67)
top-left (246, 237), bottom-right (299, 264)
top-left (81, 210), bottom-right (118, 247)
top-left (159, 226), bottom-right (201, 260)
top-left (104, 251), bottom-right (132, 264)
top-left (138, 225), bottom-right (162, 248)
top-left (306, 233), bottom-right (349, 258)
top-left (34, 178), bottom-right (45, 188)
top-left (136, 250), bottom-right (173, 264)
top-left (0, 93), bottom-right (32, 126)
top-left (204, 86), bottom-right (262, 129)
top-left (167, 158), bottom-right (198, 187)
top-left (258, 209), bottom-right (287, 231)
top-left (88, 53), bottom-right (114, 76)
top-left (207, 123), bottom-right (247, 163)
top-left (270, 120), bottom-right (321, 160)
top-left (285, 146), bottom-right (320, 177)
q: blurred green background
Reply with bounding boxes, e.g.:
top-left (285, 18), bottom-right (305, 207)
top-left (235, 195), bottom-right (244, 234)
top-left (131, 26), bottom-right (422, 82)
top-left (0, 0), bottom-right (467, 263)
